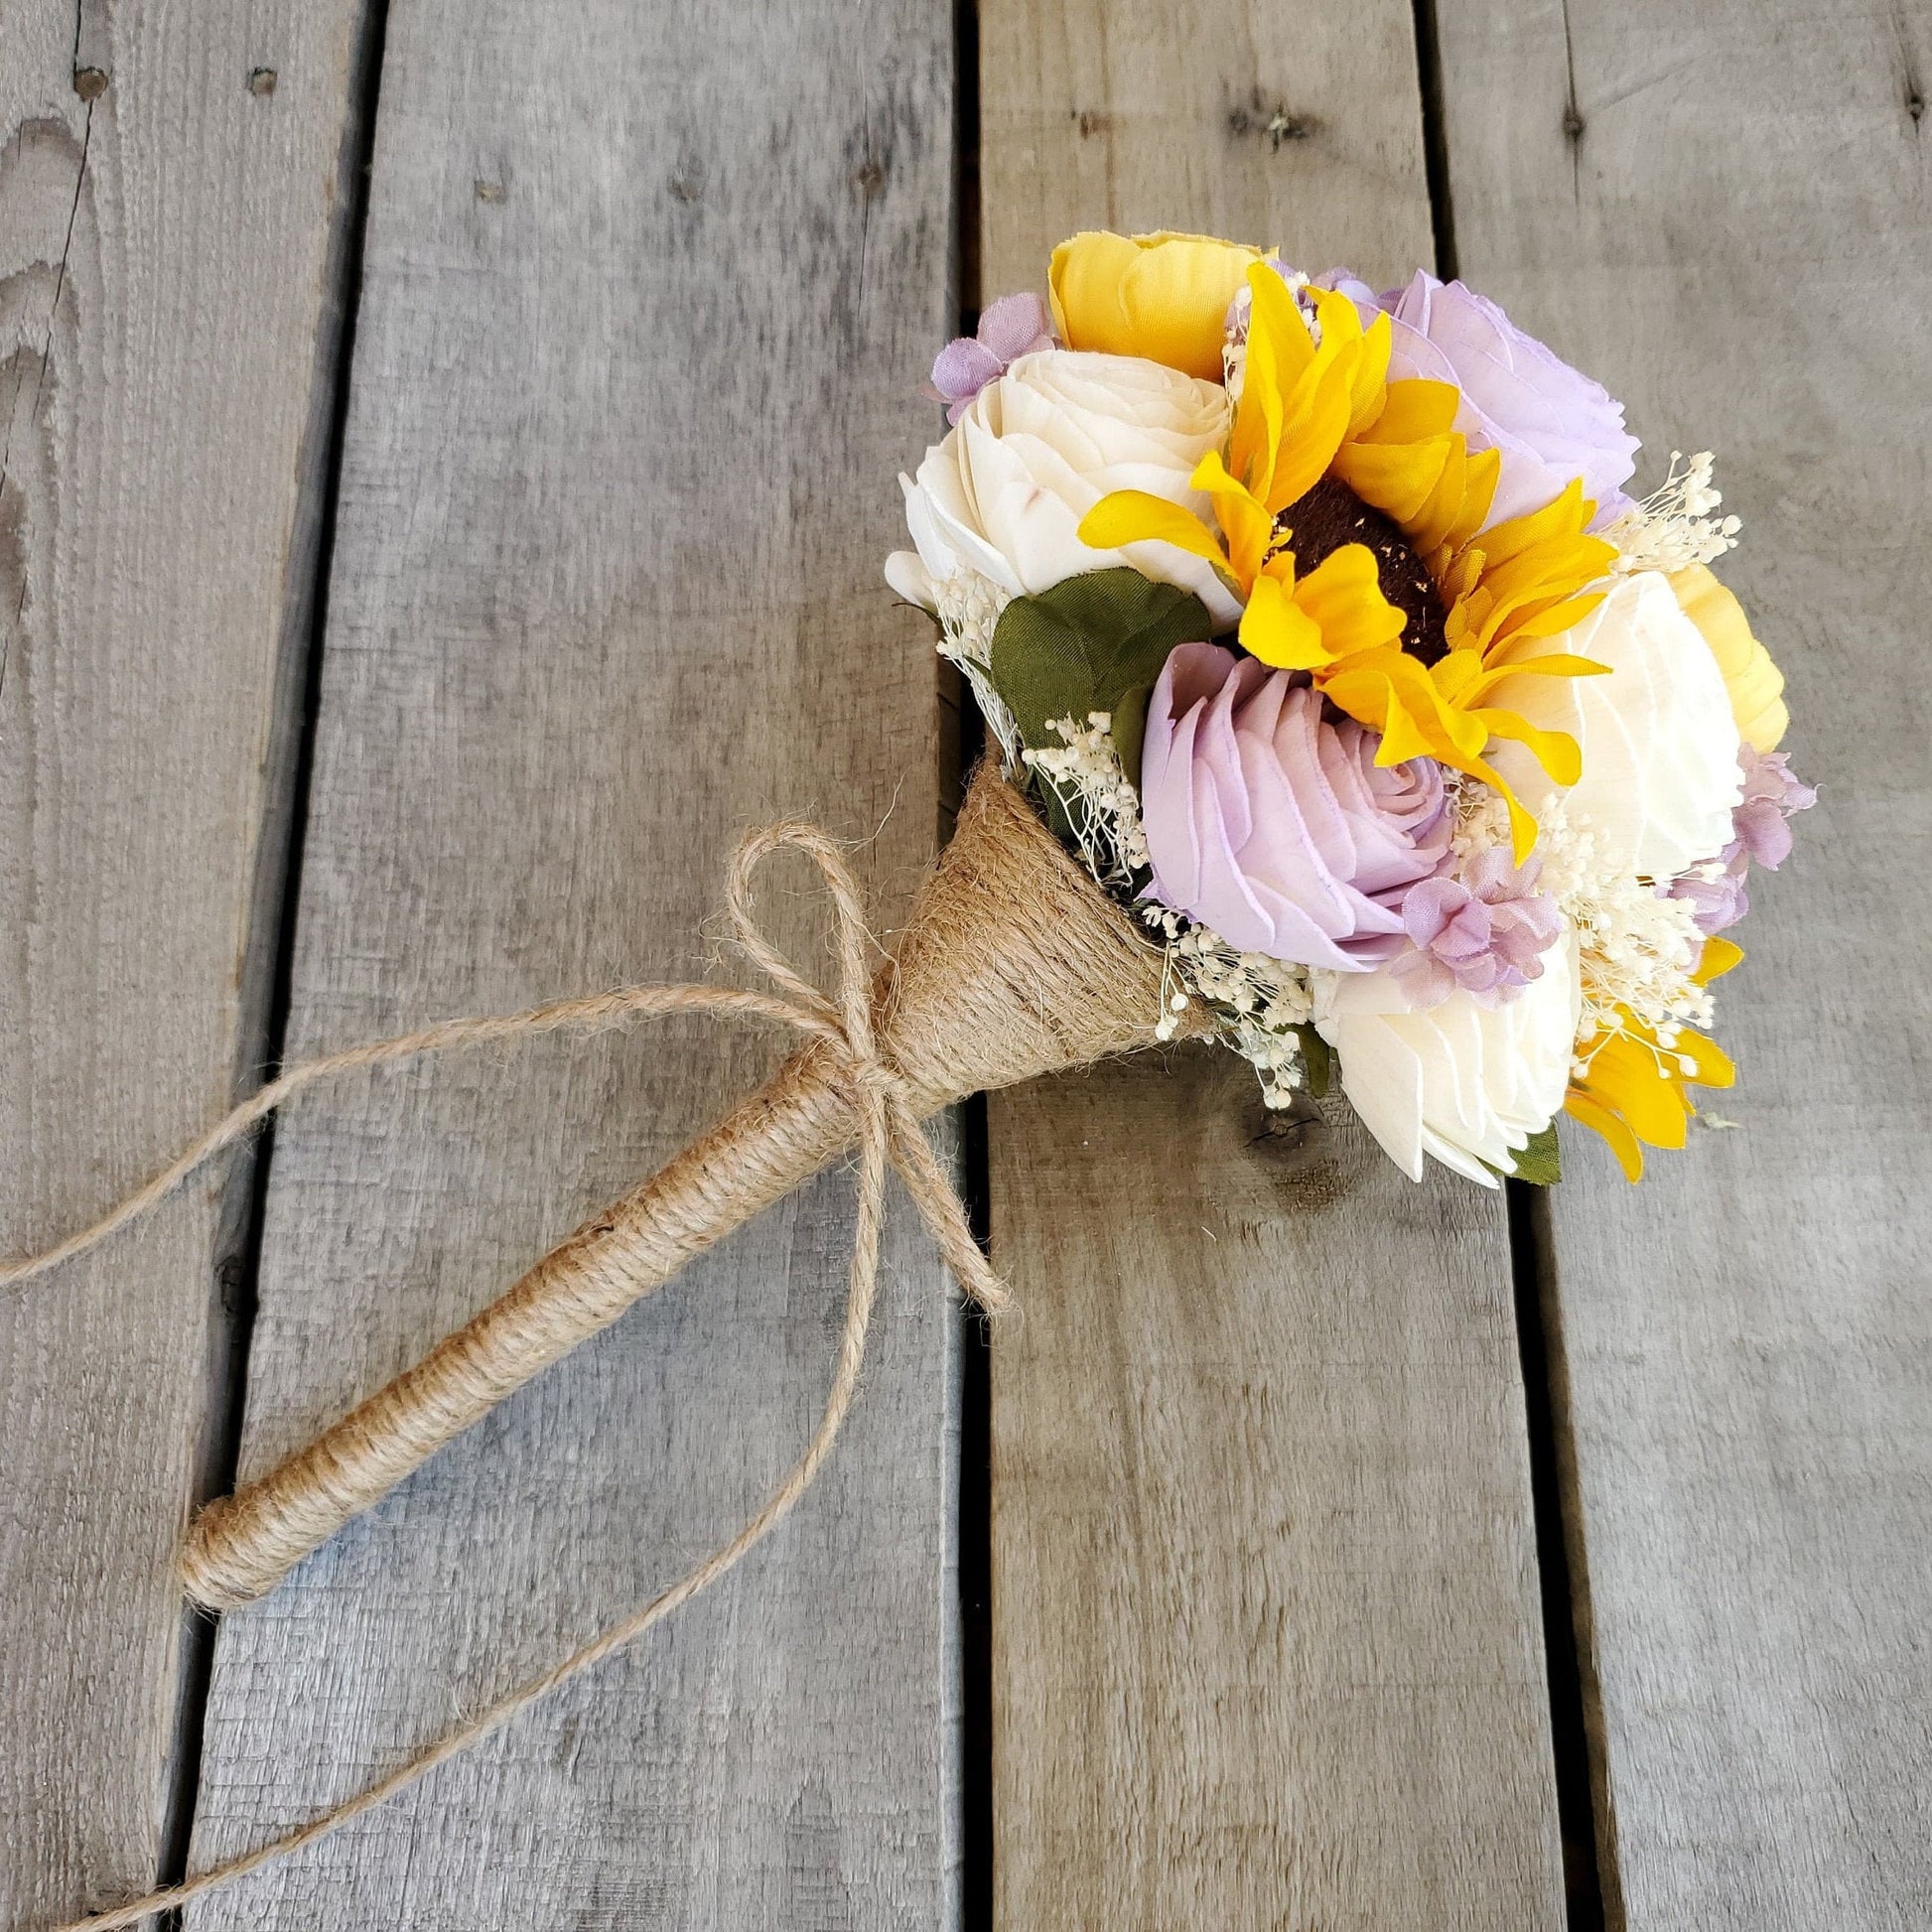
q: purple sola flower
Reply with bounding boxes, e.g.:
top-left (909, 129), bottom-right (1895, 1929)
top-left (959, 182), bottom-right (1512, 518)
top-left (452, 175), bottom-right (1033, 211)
top-left (1670, 746), bottom-right (1817, 934)
top-left (1390, 846), bottom-right (1565, 1008)
top-left (1138, 644), bottom-right (1454, 972)
top-left (921, 293), bottom-right (1056, 423)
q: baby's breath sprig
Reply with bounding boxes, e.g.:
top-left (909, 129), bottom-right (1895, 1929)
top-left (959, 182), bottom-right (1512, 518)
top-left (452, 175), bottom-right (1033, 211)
top-left (1526, 796), bottom-right (1714, 1047)
top-left (1021, 712), bottom-right (1150, 889)
top-left (930, 565), bottom-right (1022, 769)
top-left (1143, 905), bottom-right (1314, 1109)
top-left (1604, 450), bottom-right (1741, 575)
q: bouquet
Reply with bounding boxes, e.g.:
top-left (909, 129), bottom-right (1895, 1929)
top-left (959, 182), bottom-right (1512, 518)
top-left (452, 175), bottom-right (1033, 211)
top-left (889, 230), bottom-right (1812, 1187)
top-left (21, 227), bottom-right (1817, 1613)
top-left (8, 229), bottom-right (1816, 1929)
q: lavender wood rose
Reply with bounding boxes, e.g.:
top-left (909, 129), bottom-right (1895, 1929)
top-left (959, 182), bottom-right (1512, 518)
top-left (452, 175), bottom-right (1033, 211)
top-left (889, 231), bottom-right (1814, 1185)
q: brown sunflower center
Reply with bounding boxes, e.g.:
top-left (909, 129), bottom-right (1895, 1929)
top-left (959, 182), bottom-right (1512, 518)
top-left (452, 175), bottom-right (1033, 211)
top-left (1276, 476), bottom-right (1448, 665)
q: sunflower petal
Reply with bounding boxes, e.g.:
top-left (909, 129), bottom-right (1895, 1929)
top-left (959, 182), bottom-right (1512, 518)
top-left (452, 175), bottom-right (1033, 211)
top-left (1696, 936), bottom-right (1744, 985)
top-left (1232, 301), bottom-right (1286, 491)
top-left (1478, 759), bottom-right (1544, 864)
top-left (1374, 691), bottom-right (1438, 765)
top-left (1565, 1089), bottom-right (1646, 1181)
top-left (1188, 452), bottom-right (1276, 587)
top-left (1266, 365), bottom-right (1356, 514)
top-left (1078, 490), bottom-right (1227, 567)
top-left (1359, 377), bottom-right (1460, 444)
top-left (1345, 310), bottom-right (1394, 435)
top-left (1477, 479), bottom-right (1593, 565)
top-left (1467, 652), bottom-right (1611, 700)
top-left (1240, 571), bottom-right (1329, 668)
top-left (1475, 707), bottom-right (1585, 787)
top-left (1331, 437), bottom-right (1455, 526)
top-left (1582, 1034), bottom-right (1694, 1148)
top-left (1292, 544), bottom-right (1407, 654)
top-left (1675, 1030), bottom-right (1736, 1089)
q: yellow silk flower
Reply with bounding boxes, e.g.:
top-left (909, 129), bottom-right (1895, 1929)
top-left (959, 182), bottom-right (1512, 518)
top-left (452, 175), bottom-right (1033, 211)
top-left (1564, 937), bottom-right (1741, 1180)
top-left (1078, 261), bottom-right (1615, 859)
top-left (1048, 230), bottom-right (1262, 381)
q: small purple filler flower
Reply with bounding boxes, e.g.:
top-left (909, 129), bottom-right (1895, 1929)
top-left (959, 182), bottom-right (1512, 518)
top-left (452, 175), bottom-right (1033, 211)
top-left (921, 293), bottom-right (1056, 424)
top-left (1670, 746), bottom-right (1817, 934)
top-left (1319, 268), bottom-right (1640, 531)
top-left (1732, 748), bottom-right (1817, 868)
top-left (1391, 847), bottom-right (1565, 1009)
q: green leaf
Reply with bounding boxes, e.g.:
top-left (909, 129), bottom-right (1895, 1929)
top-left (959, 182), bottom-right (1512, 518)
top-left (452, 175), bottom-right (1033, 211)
top-left (1292, 1025), bottom-right (1332, 1099)
top-left (1508, 1123), bottom-right (1563, 1186)
top-left (988, 569), bottom-right (1215, 788)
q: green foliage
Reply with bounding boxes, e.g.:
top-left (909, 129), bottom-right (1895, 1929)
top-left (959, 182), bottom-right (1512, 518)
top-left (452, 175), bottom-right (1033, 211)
top-left (1508, 1123), bottom-right (1563, 1186)
top-left (1292, 1025), bottom-right (1332, 1099)
top-left (987, 569), bottom-right (1214, 788)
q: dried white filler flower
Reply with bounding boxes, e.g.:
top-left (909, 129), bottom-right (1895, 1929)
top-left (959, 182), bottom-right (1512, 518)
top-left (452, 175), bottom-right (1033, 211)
top-left (1525, 795), bottom-right (1714, 1050)
top-left (1022, 712), bottom-right (1150, 886)
top-left (929, 565), bottom-right (1021, 767)
top-left (1146, 910), bottom-right (1315, 1109)
top-left (1604, 450), bottom-right (1742, 574)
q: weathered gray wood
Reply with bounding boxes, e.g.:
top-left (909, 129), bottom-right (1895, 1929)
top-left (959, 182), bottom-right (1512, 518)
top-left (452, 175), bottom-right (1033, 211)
top-left (184, 1), bottom-right (963, 1924)
top-left (980, 5), bottom-right (1569, 1923)
top-left (1438, 1), bottom-right (1932, 1922)
top-left (0, 5), bottom-right (367, 1923)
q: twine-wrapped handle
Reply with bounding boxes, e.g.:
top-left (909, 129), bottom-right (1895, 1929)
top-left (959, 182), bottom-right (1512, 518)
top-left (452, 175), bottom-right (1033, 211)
top-left (5, 766), bottom-right (1186, 1929)
top-left (6, 766), bottom-right (1182, 1625)
top-left (8, 820), bottom-right (1008, 1932)
top-left (181, 813), bottom-right (1004, 1607)
top-left (5, 819), bottom-right (1003, 1615)
top-left (168, 762), bottom-right (1182, 1609)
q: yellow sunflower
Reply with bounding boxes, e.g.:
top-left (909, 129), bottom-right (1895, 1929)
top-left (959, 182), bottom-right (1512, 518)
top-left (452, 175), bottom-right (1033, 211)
top-left (1075, 268), bottom-right (1412, 663)
top-left (1564, 937), bottom-right (1741, 1181)
top-left (1077, 261), bottom-right (1619, 859)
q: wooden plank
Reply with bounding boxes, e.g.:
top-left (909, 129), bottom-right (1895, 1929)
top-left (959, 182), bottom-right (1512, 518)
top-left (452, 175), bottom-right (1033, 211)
top-left (0, 5), bottom-right (367, 1923)
top-left (979, 6), bottom-right (1570, 1924)
top-left (1436, 1), bottom-right (1932, 1922)
top-left (183, 1), bottom-right (964, 1924)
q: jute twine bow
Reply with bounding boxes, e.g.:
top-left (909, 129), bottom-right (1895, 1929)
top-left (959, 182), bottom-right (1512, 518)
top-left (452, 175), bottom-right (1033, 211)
top-left (6, 818), bottom-right (1002, 1932)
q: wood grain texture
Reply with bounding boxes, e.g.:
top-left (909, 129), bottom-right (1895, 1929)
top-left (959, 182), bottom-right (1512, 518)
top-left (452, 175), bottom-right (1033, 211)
top-left (1437, 1), bottom-right (1932, 1923)
top-left (0, 4), bottom-right (366, 1922)
top-left (184, 1), bottom-right (964, 1924)
top-left (979, 5), bottom-right (1568, 1923)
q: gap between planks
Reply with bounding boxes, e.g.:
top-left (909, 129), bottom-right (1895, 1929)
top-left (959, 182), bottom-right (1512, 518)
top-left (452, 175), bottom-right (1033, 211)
top-left (153, 0), bottom-right (397, 1909)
